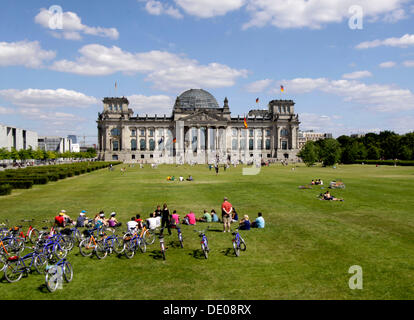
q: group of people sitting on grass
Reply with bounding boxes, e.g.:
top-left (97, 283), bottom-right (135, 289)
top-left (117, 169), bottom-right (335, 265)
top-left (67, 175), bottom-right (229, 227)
top-left (167, 175), bottom-right (194, 182)
top-left (311, 179), bottom-right (324, 185)
top-left (320, 190), bottom-right (344, 201)
top-left (52, 198), bottom-right (265, 237)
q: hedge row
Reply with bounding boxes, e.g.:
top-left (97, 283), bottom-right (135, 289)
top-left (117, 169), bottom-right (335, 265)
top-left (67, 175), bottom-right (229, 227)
top-left (354, 160), bottom-right (414, 166)
top-left (0, 161), bottom-right (121, 196)
top-left (0, 184), bottom-right (12, 196)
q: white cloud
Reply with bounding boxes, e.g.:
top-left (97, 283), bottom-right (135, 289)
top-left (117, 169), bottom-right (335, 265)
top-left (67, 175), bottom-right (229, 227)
top-left (128, 94), bottom-right (174, 115)
top-left (174, 0), bottom-right (245, 18)
top-left (379, 61), bottom-right (397, 68)
top-left (299, 113), bottom-right (342, 133)
top-left (271, 77), bottom-right (414, 112)
top-left (0, 40), bottom-right (56, 68)
top-left (35, 8), bottom-right (119, 40)
top-left (245, 79), bottom-right (273, 93)
top-left (144, 0), bottom-right (183, 19)
top-left (243, 0), bottom-right (408, 30)
top-left (50, 44), bottom-right (248, 91)
top-left (0, 88), bottom-right (99, 108)
top-left (342, 70), bottom-right (372, 79)
top-left (356, 33), bottom-right (414, 49)
top-left (403, 60), bottom-right (414, 67)
top-left (0, 106), bottom-right (15, 115)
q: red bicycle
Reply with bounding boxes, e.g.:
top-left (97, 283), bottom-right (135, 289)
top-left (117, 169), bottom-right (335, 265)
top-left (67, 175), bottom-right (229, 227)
top-left (19, 220), bottom-right (40, 244)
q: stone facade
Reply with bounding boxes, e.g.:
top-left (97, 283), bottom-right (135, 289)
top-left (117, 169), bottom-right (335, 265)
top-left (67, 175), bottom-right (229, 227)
top-left (97, 89), bottom-right (301, 164)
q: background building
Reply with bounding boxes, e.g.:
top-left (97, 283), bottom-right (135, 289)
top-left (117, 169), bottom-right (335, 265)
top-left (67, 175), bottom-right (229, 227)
top-left (0, 124), bottom-right (38, 151)
top-left (38, 136), bottom-right (72, 153)
top-left (97, 89), bottom-right (301, 164)
top-left (298, 130), bottom-right (333, 149)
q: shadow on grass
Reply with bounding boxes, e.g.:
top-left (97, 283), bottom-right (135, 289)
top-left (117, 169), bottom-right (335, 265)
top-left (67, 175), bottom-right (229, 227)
top-left (37, 283), bottom-right (50, 294)
top-left (149, 249), bottom-right (165, 260)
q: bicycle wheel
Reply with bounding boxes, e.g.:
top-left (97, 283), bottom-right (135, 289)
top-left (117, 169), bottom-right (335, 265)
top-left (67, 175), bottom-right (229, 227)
top-left (124, 241), bottom-right (135, 259)
top-left (45, 268), bottom-right (59, 293)
top-left (113, 237), bottom-right (125, 254)
top-left (72, 229), bottom-right (82, 246)
top-left (201, 242), bottom-right (208, 259)
top-left (53, 244), bottom-right (67, 260)
top-left (143, 229), bottom-right (155, 245)
top-left (95, 241), bottom-right (108, 260)
top-left (63, 261), bottom-right (73, 283)
top-left (233, 240), bottom-right (240, 257)
top-left (79, 239), bottom-right (94, 257)
top-left (4, 260), bottom-right (23, 283)
top-left (138, 238), bottom-right (146, 253)
top-left (61, 235), bottom-right (74, 251)
top-left (178, 233), bottom-right (183, 248)
top-left (34, 254), bottom-right (48, 274)
top-left (240, 238), bottom-right (246, 251)
top-left (0, 254), bottom-right (6, 272)
top-left (28, 228), bottom-right (40, 244)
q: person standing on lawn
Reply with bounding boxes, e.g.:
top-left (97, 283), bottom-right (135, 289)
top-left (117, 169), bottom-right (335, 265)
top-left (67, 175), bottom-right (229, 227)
top-left (221, 197), bottom-right (233, 233)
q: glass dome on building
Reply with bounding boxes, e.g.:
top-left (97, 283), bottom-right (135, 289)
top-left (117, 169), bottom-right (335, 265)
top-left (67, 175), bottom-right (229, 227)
top-left (176, 89), bottom-right (220, 109)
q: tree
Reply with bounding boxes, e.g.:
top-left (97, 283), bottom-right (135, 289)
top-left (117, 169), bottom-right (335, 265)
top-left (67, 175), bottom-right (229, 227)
top-left (0, 148), bottom-right (11, 160)
top-left (298, 141), bottom-right (319, 166)
top-left (319, 139), bottom-right (341, 166)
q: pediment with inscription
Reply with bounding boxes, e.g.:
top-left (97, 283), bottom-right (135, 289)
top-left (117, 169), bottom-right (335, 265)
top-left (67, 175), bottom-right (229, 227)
top-left (179, 110), bottom-right (227, 123)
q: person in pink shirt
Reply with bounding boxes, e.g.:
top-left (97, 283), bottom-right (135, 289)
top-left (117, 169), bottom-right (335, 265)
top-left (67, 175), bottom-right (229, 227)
top-left (171, 210), bottom-right (180, 226)
top-left (183, 211), bottom-right (196, 225)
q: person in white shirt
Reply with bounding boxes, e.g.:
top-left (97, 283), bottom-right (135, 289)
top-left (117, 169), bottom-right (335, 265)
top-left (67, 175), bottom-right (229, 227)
top-left (127, 217), bottom-right (138, 233)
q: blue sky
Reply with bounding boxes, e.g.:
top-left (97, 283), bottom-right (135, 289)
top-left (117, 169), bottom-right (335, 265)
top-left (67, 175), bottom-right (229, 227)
top-left (0, 0), bottom-right (413, 144)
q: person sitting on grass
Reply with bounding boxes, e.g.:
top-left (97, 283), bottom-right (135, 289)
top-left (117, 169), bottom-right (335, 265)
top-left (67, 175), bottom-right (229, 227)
top-left (108, 212), bottom-right (122, 228)
top-left (210, 209), bottom-right (219, 222)
top-left (76, 211), bottom-right (88, 228)
top-left (183, 211), bottom-right (196, 225)
top-left (251, 212), bottom-right (265, 229)
top-left (135, 214), bottom-right (144, 229)
top-left (231, 207), bottom-right (239, 223)
top-left (54, 211), bottom-right (66, 229)
top-left (197, 210), bottom-right (212, 223)
top-left (170, 210), bottom-right (180, 227)
top-left (239, 215), bottom-right (251, 230)
top-left (127, 217), bottom-right (139, 234)
top-left (322, 191), bottom-right (343, 201)
top-left (186, 175), bottom-right (193, 181)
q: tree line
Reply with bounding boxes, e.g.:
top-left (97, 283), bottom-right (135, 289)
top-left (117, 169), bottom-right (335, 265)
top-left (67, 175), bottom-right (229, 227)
top-left (0, 147), bottom-right (97, 161)
top-left (298, 131), bottom-right (414, 166)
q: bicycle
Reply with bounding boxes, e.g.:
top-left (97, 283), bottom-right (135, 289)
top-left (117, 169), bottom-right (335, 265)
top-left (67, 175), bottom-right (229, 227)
top-left (231, 228), bottom-right (246, 257)
top-left (194, 227), bottom-right (210, 259)
top-left (95, 234), bottom-right (124, 259)
top-left (140, 225), bottom-right (156, 245)
top-left (175, 225), bottom-right (184, 248)
top-left (123, 231), bottom-right (146, 259)
top-left (45, 258), bottom-right (73, 293)
top-left (3, 249), bottom-right (48, 283)
top-left (20, 219), bottom-right (40, 244)
top-left (78, 228), bottom-right (100, 257)
top-left (159, 232), bottom-right (166, 260)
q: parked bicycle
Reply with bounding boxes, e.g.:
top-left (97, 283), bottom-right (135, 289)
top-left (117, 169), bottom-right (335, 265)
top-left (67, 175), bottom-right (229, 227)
top-left (123, 231), bottom-right (146, 259)
top-left (45, 258), bottom-right (73, 293)
top-left (231, 228), bottom-right (246, 257)
top-left (95, 234), bottom-right (124, 259)
top-left (194, 227), bottom-right (210, 259)
top-left (20, 219), bottom-right (40, 244)
top-left (3, 249), bottom-right (48, 283)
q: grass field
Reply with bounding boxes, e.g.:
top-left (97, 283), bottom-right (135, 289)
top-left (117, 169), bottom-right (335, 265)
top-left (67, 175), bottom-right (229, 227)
top-left (0, 163), bottom-right (413, 300)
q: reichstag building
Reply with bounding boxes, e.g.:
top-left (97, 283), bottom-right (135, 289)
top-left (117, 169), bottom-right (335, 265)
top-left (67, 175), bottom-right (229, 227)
top-left (97, 89), bottom-right (300, 164)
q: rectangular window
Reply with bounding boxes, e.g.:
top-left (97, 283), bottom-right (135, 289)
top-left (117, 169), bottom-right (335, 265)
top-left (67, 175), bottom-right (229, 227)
top-left (266, 139), bottom-right (271, 150)
top-left (131, 130), bottom-right (136, 136)
top-left (282, 141), bottom-right (288, 150)
top-left (140, 129), bottom-right (145, 136)
top-left (113, 140), bottom-right (119, 151)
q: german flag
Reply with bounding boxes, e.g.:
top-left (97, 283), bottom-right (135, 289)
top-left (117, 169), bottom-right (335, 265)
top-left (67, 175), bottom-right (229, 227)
top-left (244, 117), bottom-right (248, 129)
top-left (256, 98), bottom-right (259, 103)
top-left (173, 137), bottom-right (177, 143)
top-left (280, 85), bottom-right (284, 93)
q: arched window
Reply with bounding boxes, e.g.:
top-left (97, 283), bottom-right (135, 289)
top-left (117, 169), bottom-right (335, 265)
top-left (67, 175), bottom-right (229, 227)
top-left (140, 139), bottom-right (146, 151)
top-left (131, 139), bottom-right (137, 151)
top-left (280, 128), bottom-right (289, 137)
top-left (111, 128), bottom-right (120, 136)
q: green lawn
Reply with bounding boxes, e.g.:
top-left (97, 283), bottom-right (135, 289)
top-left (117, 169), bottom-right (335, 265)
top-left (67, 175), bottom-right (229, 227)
top-left (0, 163), bottom-right (413, 300)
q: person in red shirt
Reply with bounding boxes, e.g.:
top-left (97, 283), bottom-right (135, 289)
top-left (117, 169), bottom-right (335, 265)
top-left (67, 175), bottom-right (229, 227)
top-left (221, 197), bottom-right (233, 233)
top-left (54, 211), bottom-right (65, 229)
